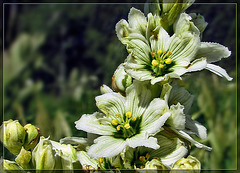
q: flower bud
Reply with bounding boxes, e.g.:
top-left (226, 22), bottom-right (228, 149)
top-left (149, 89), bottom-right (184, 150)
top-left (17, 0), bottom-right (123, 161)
top-left (23, 124), bottom-right (40, 151)
top-left (100, 84), bottom-right (113, 94)
top-left (170, 155), bottom-right (201, 173)
top-left (2, 160), bottom-right (23, 171)
top-left (15, 147), bottom-right (32, 169)
top-left (145, 159), bottom-right (167, 170)
top-left (112, 64), bottom-right (132, 94)
top-left (32, 136), bottom-right (55, 170)
top-left (0, 120), bottom-right (26, 155)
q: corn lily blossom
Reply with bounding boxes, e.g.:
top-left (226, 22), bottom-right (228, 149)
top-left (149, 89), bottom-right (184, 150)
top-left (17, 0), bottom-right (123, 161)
top-left (116, 8), bottom-right (232, 85)
top-left (75, 81), bottom-right (170, 158)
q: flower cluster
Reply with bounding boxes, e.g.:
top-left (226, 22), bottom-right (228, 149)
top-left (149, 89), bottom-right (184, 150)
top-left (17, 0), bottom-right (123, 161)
top-left (73, 0), bottom-right (232, 171)
top-left (1, 1), bottom-right (232, 172)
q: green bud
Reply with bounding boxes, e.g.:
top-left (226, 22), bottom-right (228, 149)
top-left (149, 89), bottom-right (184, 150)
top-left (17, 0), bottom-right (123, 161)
top-left (170, 155), bottom-right (201, 173)
top-left (50, 140), bottom-right (78, 170)
top-left (112, 64), bottom-right (132, 94)
top-left (0, 120), bottom-right (26, 155)
top-left (32, 136), bottom-right (55, 171)
top-left (23, 124), bottom-right (40, 151)
top-left (2, 160), bottom-right (23, 172)
top-left (145, 159), bottom-right (167, 170)
top-left (160, 0), bottom-right (195, 30)
top-left (15, 147), bottom-right (32, 169)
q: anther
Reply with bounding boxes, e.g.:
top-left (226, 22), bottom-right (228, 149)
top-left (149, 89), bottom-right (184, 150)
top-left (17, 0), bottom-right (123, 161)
top-left (124, 123), bottom-right (130, 129)
top-left (112, 119), bottom-right (118, 126)
top-left (116, 126), bottom-right (121, 131)
top-left (146, 153), bottom-right (151, 159)
top-left (139, 156), bottom-right (145, 162)
top-left (159, 64), bottom-right (164, 69)
top-left (116, 112), bottom-right (120, 118)
top-left (99, 158), bottom-right (104, 163)
top-left (132, 117), bottom-right (136, 121)
top-left (163, 51), bottom-right (167, 54)
top-left (140, 166), bottom-right (144, 169)
top-left (126, 111), bottom-right (132, 118)
top-left (165, 58), bottom-right (172, 64)
top-left (151, 60), bottom-right (159, 66)
top-left (151, 51), bottom-right (156, 58)
top-left (168, 51), bottom-right (172, 55)
top-left (157, 49), bottom-right (162, 55)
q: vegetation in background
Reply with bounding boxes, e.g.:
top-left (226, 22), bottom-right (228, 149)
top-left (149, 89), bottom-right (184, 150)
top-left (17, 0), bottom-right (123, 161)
top-left (1, 2), bottom-right (237, 170)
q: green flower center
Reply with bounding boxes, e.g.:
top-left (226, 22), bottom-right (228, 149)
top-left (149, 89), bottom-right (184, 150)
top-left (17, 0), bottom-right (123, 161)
top-left (148, 49), bottom-right (175, 77)
top-left (112, 112), bottom-right (141, 139)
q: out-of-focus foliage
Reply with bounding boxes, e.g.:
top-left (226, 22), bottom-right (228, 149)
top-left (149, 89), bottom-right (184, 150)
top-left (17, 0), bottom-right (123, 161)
top-left (2, 2), bottom-right (236, 170)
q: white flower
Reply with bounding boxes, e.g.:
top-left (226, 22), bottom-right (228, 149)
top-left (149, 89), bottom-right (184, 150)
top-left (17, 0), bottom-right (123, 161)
top-left (116, 8), bottom-right (232, 84)
top-left (75, 81), bottom-right (170, 158)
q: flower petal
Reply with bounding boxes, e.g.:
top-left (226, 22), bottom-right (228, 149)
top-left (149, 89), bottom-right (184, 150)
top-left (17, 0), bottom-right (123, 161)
top-left (167, 103), bottom-right (186, 130)
top-left (168, 83), bottom-right (194, 114)
top-left (195, 42), bottom-right (231, 63)
top-left (143, 112), bottom-right (171, 135)
top-left (173, 13), bottom-right (200, 35)
top-left (123, 38), bottom-right (151, 64)
top-left (169, 32), bottom-right (200, 62)
top-left (87, 136), bottom-right (126, 158)
top-left (184, 115), bottom-right (207, 139)
top-left (151, 135), bottom-right (188, 168)
top-left (141, 98), bottom-right (168, 128)
top-left (128, 7), bottom-right (147, 35)
top-left (75, 112), bottom-right (116, 136)
top-left (173, 129), bottom-right (212, 151)
top-left (187, 57), bottom-right (207, 72)
top-left (125, 80), bottom-right (152, 118)
top-left (205, 64), bottom-right (233, 81)
top-left (126, 133), bottom-right (159, 149)
top-left (125, 67), bottom-right (154, 82)
top-left (76, 151), bottom-right (98, 169)
top-left (96, 92), bottom-right (126, 120)
top-left (115, 19), bottom-right (130, 42)
top-left (150, 26), bottom-right (170, 52)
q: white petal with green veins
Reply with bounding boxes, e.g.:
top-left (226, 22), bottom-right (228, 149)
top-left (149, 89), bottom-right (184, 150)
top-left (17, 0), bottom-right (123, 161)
top-left (205, 64), bottom-right (233, 81)
top-left (141, 98), bottom-right (168, 128)
top-left (195, 42), bottom-right (231, 63)
top-left (75, 112), bottom-right (117, 136)
top-left (88, 136), bottom-right (126, 158)
top-left (126, 133), bottom-right (159, 149)
top-left (125, 80), bottom-right (152, 118)
top-left (76, 151), bottom-right (98, 170)
top-left (128, 7), bottom-right (147, 35)
top-left (96, 92), bottom-right (126, 120)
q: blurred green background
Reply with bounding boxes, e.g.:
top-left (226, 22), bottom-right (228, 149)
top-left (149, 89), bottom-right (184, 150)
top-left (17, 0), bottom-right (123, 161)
top-left (1, 1), bottom-right (237, 171)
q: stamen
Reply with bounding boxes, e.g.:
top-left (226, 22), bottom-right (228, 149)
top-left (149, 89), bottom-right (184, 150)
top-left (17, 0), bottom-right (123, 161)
top-left (139, 156), bottom-right (145, 162)
top-left (165, 58), bottom-right (172, 64)
top-left (163, 51), bottom-right (167, 54)
top-left (99, 158), bottom-right (104, 163)
top-left (112, 119), bottom-right (118, 126)
top-left (126, 111), bottom-right (132, 118)
top-left (157, 49), bottom-right (162, 55)
top-left (168, 51), bottom-right (172, 55)
top-left (115, 112), bottom-right (120, 118)
top-left (151, 60), bottom-right (159, 66)
top-left (151, 51), bottom-right (156, 58)
top-left (132, 117), bottom-right (136, 121)
top-left (116, 126), bottom-right (121, 131)
top-left (140, 166), bottom-right (144, 169)
top-left (146, 153), bottom-right (151, 159)
top-left (124, 123), bottom-right (130, 129)
top-left (159, 64), bottom-right (164, 69)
